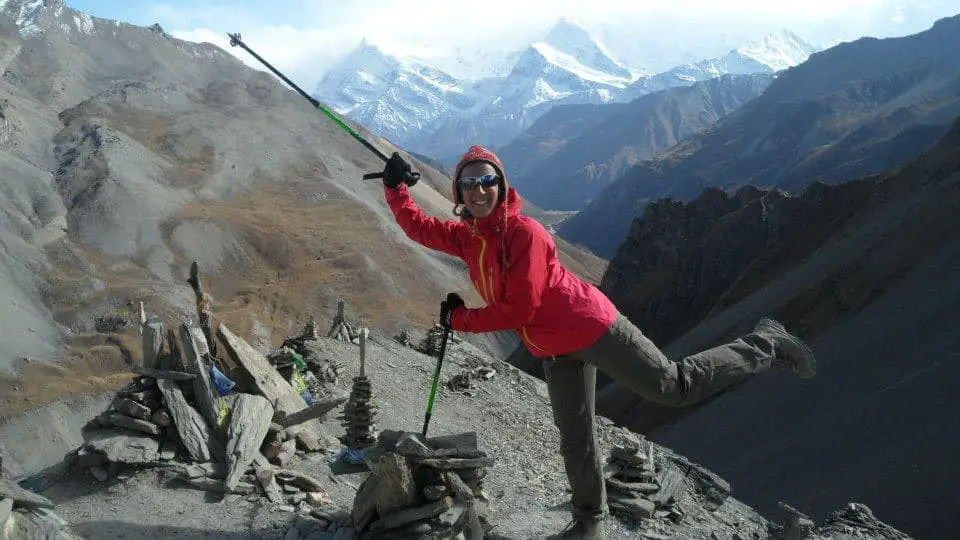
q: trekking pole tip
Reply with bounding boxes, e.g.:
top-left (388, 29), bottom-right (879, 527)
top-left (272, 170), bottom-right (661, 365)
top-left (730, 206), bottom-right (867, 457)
top-left (227, 32), bottom-right (241, 47)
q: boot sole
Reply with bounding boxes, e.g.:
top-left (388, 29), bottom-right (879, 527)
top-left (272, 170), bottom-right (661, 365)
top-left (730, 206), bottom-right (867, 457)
top-left (756, 318), bottom-right (817, 378)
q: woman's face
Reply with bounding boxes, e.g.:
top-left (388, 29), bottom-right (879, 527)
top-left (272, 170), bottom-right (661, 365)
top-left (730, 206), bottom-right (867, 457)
top-left (459, 161), bottom-right (500, 219)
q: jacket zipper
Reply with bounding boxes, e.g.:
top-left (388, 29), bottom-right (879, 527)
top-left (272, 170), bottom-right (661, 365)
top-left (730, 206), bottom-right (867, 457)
top-left (474, 232), bottom-right (492, 302)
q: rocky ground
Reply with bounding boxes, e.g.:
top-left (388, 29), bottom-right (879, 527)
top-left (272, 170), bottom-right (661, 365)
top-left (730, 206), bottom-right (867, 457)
top-left (2, 319), bottom-right (912, 539)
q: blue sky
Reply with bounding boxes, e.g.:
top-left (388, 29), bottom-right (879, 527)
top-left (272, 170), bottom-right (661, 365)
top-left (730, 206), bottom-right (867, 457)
top-left (64, 1), bottom-right (960, 90)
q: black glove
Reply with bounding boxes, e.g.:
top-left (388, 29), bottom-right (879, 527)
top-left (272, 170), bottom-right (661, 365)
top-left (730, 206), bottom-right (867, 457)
top-left (382, 152), bottom-right (419, 189)
top-left (440, 292), bottom-right (465, 329)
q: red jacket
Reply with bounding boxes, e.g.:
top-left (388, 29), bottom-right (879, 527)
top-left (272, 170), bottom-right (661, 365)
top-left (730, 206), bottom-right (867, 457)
top-left (385, 184), bottom-right (618, 358)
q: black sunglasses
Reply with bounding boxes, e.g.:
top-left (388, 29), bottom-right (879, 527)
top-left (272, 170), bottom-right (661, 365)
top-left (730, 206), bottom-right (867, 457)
top-left (458, 173), bottom-right (500, 190)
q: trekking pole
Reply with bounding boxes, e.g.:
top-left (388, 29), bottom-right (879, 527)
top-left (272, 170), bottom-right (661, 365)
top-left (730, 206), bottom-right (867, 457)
top-left (421, 327), bottom-right (451, 438)
top-left (226, 32), bottom-right (417, 182)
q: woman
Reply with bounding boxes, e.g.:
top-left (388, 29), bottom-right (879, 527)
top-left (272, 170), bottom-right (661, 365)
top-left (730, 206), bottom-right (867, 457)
top-left (380, 145), bottom-right (816, 539)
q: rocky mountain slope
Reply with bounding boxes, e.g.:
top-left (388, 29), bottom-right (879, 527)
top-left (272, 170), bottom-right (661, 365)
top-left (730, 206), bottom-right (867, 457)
top-left (501, 73), bottom-right (774, 210)
top-left (590, 113), bottom-right (960, 538)
top-left (0, 0), bottom-right (603, 411)
top-left (3, 322), bottom-right (911, 539)
top-left (561, 14), bottom-right (960, 257)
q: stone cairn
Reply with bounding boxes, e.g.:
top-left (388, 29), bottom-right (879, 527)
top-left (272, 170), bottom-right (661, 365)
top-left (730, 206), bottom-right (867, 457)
top-left (269, 317), bottom-right (344, 402)
top-left (327, 298), bottom-right (362, 343)
top-left (604, 431), bottom-right (688, 524)
top-left (447, 366), bottom-right (497, 396)
top-left (340, 328), bottom-right (379, 449)
top-left (415, 325), bottom-right (462, 357)
top-left (63, 262), bottom-right (348, 516)
top-left (351, 431), bottom-right (493, 539)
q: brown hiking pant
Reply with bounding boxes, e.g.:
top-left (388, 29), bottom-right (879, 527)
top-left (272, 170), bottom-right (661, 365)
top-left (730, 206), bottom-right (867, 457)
top-left (542, 313), bottom-right (778, 521)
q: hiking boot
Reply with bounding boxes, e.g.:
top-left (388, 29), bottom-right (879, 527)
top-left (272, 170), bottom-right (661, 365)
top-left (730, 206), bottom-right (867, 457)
top-left (754, 318), bottom-right (817, 378)
top-left (545, 518), bottom-right (605, 539)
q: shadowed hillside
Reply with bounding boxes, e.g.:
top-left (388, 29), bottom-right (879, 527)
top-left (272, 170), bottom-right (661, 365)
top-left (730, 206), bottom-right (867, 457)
top-left (594, 114), bottom-right (960, 538)
top-left (560, 14), bottom-right (960, 257)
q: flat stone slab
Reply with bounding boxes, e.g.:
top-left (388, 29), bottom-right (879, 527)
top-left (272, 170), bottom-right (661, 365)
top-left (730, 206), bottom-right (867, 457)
top-left (0, 479), bottom-right (54, 509)
top-left (84, 428), bottom-right (160, 464)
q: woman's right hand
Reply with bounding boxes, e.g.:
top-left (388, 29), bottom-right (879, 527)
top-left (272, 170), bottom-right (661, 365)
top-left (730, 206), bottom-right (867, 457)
top-left (383, 152), bottom-right (419, 188)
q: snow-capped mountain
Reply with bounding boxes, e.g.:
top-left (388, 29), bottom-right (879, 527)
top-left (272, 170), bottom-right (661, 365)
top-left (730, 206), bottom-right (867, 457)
top-left (1, 0), bottom-right (57, 37)
top-left (409, 46), bottom-right (522, 81)
top-left (622, 30), bottom-right (820, 100)
top-left (312, 40), bottom-right (490, 147)
top-left (313, 19), bottom-right (818, 164)
top-left (408, 18), bottom-right (639, 162)
top-left (539, 17), bottom-right (637, 81)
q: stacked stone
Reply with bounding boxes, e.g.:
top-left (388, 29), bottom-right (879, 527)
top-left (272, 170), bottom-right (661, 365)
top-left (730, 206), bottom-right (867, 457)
top-left (447, 366), bottom-right (497, 395)
top-left (604, 432), bottom-right (686, 524)
top-left (340, 375), bottom-right (378, 449)
top-left (393, 329), bottom-right (415, 348)
top-left (415, 325), bottom-right (461, 357)
top-left (273, 318), bottom-right (343, 392)
top-left (76, 374), bottom-right (182, 481)
top-left (350, 431), bottom-right (492, 539)
top-left (327, 298), bottom-right (362, 344)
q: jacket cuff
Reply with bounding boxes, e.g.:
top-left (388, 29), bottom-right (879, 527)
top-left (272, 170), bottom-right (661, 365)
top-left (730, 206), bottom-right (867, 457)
top-left (450, 306), bottom-right (469, 331)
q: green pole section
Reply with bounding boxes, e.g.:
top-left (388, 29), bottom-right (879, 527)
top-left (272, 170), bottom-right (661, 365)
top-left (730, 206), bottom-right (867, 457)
top-left (227, 32), bottom-right (389, 163)
top-left (422, 327), bottom-right (450, 438)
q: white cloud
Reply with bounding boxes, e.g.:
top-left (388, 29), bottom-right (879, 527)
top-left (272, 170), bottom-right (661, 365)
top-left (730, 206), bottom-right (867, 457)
top-left (141, 0), bottom-right (958, 88)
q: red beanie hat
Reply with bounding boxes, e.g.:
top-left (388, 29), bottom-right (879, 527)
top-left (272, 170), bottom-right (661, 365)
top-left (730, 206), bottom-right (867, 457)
top-left (452, 144), bottom-right (508, 204)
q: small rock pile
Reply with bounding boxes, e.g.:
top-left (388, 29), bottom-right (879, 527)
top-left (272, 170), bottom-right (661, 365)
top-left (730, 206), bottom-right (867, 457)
top-left (447, 366), bottom-right (497, 395)
top-left (415, 325), bottom-right (462, 358)
top-left (272, 318), bottom-right (345, 397)
top-left (810, 502), bottom-right (911, 539)
top-left (604, 432), bottom-right (694, 524)
top-left (327, 299), bottom-right (364, 344)
top-left (350, 431), bottom-right (493, 539)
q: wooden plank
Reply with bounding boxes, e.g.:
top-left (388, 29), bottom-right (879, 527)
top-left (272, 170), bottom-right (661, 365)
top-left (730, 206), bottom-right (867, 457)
top-left (142, 317), bottom-right (164, 370)
top-left (418, 457), bottom-right (495, 470)
top-left (180, 324), bottom-right (221, 431)
top-left (187, 260), bottom-right (218, 359)
top-left (156, 378), bottom-right (221, 462)
top-left (217, 324), bottom-right (325, 451)
top-left (181, 476), bottom-right (254, 495)
top-left (164, 329), bottom-right (185, 372)
top-left (224, 393), bottom-right (273, 491)
top-left (368, 496), bottom-right (453, 532)
top-left (253, 456), bottom-right (283, 504)
top-left (132, 368), bottom-right (196, 381)
top-left (274, 394), bottom-right (347, 428)
top-left (359, 327), bottom-right (368, 376)
top-left (443, 471), bottom-right (475, 501)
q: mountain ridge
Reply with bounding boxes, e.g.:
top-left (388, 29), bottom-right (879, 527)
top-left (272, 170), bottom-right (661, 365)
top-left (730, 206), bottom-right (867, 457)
top-left (313, 18), bottom-right (817, 164)
top-left (559, 14), bottom-right (960, 257)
